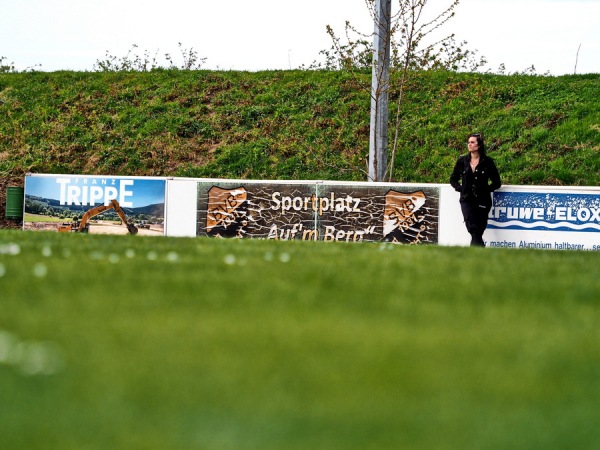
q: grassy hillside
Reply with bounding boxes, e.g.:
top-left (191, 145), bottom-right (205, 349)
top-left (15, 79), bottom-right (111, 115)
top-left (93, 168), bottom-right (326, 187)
top-left (1, 70), bottom-right (599, 226)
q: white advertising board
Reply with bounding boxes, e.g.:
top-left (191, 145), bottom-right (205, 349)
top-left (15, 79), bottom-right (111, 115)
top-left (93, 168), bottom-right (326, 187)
top-left (23, 174), bottom-right (168, 236)
top-left (167, 178), bottom-right (444, 244)
top-left (485, 186), bottom-right (600, 251)
top-left (20, 174), bottom-right (600, 250)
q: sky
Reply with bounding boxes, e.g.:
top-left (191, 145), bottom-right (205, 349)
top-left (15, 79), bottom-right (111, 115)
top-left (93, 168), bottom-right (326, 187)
top-left (1, 0), bottom-right (599, 75)
top-left (25, 175), bottom-right (166, 207)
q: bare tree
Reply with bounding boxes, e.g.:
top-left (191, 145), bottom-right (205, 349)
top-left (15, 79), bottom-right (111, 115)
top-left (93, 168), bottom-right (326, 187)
top-left (369, 0), bottom-right (392, 182)
top-left (387, 0), bottom-right (460, 182)
top-left (321, 0), bottom-right (486, 182)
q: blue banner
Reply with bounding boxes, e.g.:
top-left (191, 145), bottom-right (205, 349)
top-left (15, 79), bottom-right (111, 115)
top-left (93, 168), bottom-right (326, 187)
top-left (489, 192), bottom-right (600, 233)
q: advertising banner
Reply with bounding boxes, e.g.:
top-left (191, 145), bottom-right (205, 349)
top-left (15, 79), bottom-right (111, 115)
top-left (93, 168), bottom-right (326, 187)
top-left (487, 188), bottom-right (600, 251)
top-left (197, 181), bottom-right (440, 244)
top-left (17, 174), bottom-right (599, 250)
top-left (23, 174), bottom-right (167, 235)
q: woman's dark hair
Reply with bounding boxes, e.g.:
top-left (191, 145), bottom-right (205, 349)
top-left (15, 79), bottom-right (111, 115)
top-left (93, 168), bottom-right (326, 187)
top-left (469, 133), bottom-right (486, 156)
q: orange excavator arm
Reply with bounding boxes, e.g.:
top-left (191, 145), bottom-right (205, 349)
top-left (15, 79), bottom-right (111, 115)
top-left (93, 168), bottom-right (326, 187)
top-left (111, 200), bottom-right (139, 235)
top-left (59, 199), bottom-right (138, 234)
top-left (111, 200), bottom-right (133, 227)
top-left (77, 201), bottom-right (116, 232)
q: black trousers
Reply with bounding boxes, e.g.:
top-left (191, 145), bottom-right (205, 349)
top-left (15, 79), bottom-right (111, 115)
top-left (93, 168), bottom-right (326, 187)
top-left (460, 202), bottom-right (491, 247)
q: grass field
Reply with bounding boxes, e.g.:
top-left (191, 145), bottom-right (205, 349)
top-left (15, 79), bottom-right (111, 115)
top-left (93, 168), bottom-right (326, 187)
top-left (23, 213), bottom-right (64, 223)
top-left (1, 230), bottom-right (599, 450)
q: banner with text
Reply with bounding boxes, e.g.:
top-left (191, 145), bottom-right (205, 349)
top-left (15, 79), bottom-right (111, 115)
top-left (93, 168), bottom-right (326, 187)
top-left (197, 181), bottom-right (440, 244)
top-left (23, 174), bottom-right (166, 235)
top-left (486, 189), bottom-right (600, 251)
top-left (18, 174), bottom-right (599, 250)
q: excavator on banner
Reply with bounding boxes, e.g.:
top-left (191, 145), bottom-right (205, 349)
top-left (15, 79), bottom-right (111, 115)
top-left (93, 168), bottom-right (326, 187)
top-left (58, 199), bottom-right (138, 234)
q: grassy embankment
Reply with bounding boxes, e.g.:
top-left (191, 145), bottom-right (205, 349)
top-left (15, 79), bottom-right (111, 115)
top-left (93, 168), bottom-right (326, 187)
top-left (1, 70), bottom-right (599, 226)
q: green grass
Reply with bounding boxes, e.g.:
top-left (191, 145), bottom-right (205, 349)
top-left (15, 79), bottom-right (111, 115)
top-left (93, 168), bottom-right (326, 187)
top-left (23, 213), bottom-right (64, 223)
top-left (0, 70), bottom-right (598, 188)
top-left (1, 230), bottom-right (599, 449)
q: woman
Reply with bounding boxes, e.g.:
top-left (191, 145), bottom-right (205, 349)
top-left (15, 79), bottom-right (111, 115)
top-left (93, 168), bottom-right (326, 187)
top-left (450, 133), bottom-right (501, 247)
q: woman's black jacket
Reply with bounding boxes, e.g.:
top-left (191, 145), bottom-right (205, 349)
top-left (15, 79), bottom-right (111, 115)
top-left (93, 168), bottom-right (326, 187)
top-left (450, 154), bottom-right (501, 208)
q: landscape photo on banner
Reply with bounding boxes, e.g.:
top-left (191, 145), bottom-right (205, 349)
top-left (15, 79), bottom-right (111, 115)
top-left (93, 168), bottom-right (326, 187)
top-left (23, 174), bottom-right (166, 235)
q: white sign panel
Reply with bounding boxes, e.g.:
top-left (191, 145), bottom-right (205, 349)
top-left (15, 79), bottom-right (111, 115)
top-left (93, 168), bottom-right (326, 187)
top-left (485, 187), bottom-right (600, 251)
